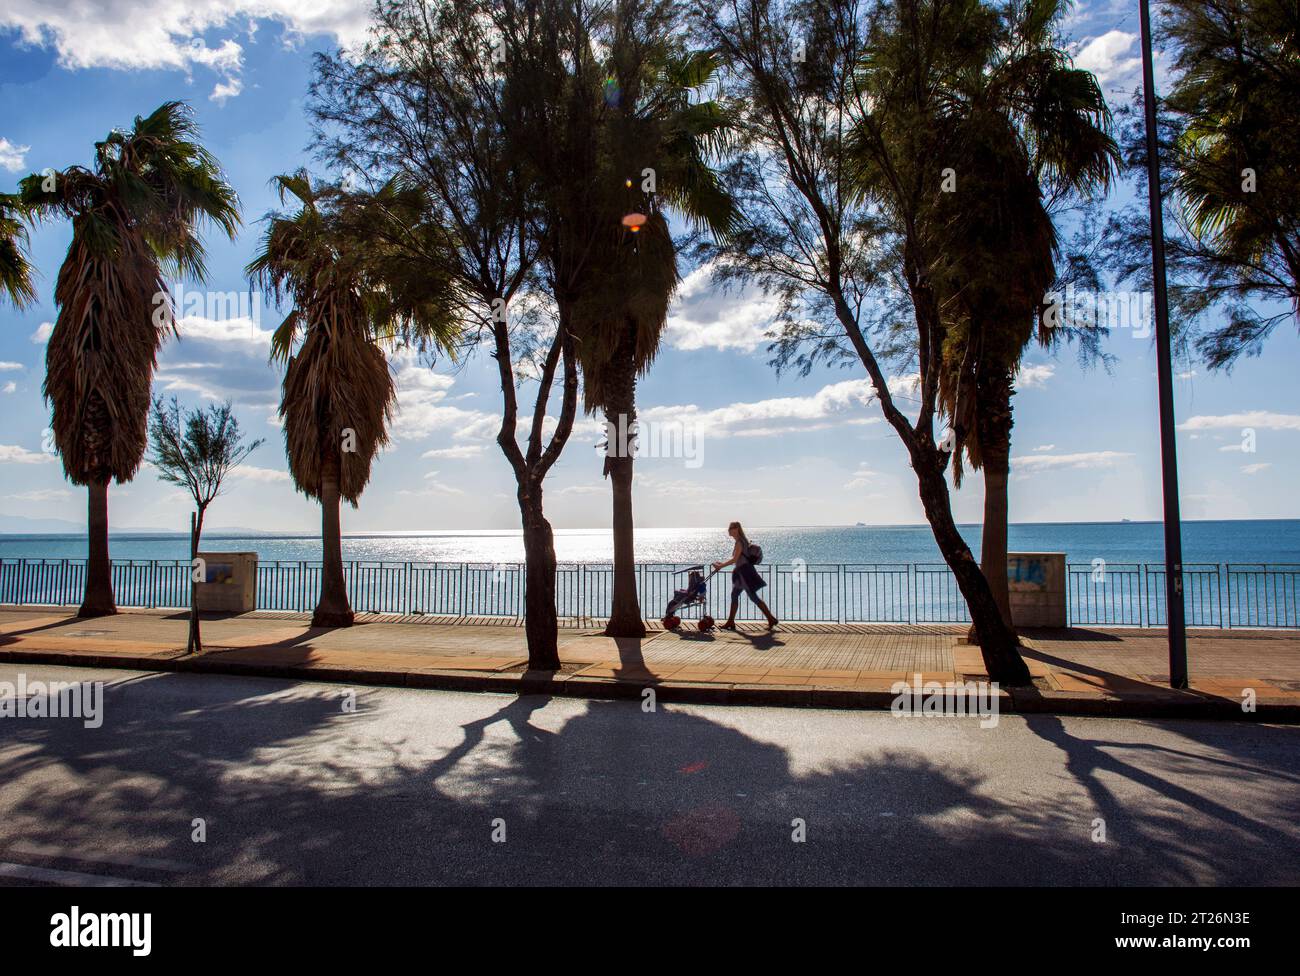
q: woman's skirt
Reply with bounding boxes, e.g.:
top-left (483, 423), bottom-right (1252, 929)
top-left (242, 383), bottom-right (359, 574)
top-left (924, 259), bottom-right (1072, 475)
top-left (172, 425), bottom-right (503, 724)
top-left (732, 563), bottom-right (766, 599)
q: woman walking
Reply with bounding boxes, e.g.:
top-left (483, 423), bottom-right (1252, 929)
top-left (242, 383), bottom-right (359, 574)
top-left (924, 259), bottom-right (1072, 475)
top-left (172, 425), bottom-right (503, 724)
top-left (712, 521), bottom-right (778, 630)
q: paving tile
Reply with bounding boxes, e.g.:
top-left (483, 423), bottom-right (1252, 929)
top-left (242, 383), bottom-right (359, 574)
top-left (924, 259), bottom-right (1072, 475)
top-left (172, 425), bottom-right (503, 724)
top-left (4, 607), bottom-right (1299, 714)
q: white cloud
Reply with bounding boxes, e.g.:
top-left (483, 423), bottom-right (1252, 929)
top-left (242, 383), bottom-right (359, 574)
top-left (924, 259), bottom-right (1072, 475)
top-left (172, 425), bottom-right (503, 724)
top-left (637, 475), bottom-right (759, 500)
top-left (30, 322), bottom-right (53, 344)
top-left (0, 1), bottom-right (372, 103)
top-left (1012, 450), bottom-right (1134, 472)
top-left (886, 373), bottom-right (921, 399)
top-left (0, 137), bottom-right (29, 172)
top-left (1241, 463), bottom-right (1271, 475)
top-left (174, 313), bottom-right (272, 350)
top-left (5, 488), bottom-right (72, 502)
top-left (1, 382), bottom-right (15, 395)
top-left (1071, 30), bottom-right (1140, 90)
top-left (1180, 411), bottom-right (1300, 432)
top-left (155, 314), bottom-right (280, 410)
top-left (641, 378), bottom-right (884, 440)
top-left (1033, 444), bottom-right (1055, 452)
top-left (397, 471), bottom-right (465, 496)
top-left (210, 78), bottom-right (243, 102)
top-left (1016, 363), bottom-right (1055, 390)
top-left (0, 444), bottom-right (55, 464)
top-left (0, 362), bottom-right (24, 371)
top-left (421, 444), bottom-right (487, 460)
top-left (662, 264), bottom-right (777, 352)
top-left (390, 351), bottom-right (496, 442)
top-left (844, 463), bottom-right (876, 490)
top-left (230, 465), bottom-right (290, 483)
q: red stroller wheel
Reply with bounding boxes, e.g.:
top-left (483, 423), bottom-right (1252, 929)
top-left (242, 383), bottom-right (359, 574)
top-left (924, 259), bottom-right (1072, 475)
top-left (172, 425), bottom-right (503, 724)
top-left (662, 615), bottom-right (681, 630)
top-left (698, 615), bottom-right (715, 631)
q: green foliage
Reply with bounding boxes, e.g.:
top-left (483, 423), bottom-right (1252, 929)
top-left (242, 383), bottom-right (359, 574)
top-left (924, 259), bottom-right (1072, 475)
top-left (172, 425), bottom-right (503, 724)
top-left (1104, 0), bottom-right (1299, 369)
top-left (447, 1), bottom-right (736, 416)
top-left (148, 396), bottom-right (264, 511)
top-left (0, 193), bottom-right (37, 308)
top-left (896, 0), bottom-right (1119, 480)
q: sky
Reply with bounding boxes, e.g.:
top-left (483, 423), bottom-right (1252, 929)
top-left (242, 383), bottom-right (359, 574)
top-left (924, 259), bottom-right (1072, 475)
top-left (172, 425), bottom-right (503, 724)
top-left (0, 0), bottom-right (1297, 534)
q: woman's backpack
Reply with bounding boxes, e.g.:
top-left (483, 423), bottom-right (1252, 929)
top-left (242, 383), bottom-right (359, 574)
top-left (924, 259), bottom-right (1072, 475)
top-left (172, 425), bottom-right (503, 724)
top-left (746, 543), bottom-right (763, 565)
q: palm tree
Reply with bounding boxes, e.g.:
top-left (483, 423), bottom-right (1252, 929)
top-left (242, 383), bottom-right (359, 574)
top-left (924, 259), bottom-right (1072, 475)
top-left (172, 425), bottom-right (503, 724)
top-left (930, 0), bottom-right (1118, 624)
top-left (248, 173), bottom-right (462, 627)
top-left (0, 193), bottom-right (37, 308)
top-left (19, 102), bottom-right (239, 617)
top-left (564, 36), bottom-right (737, 638)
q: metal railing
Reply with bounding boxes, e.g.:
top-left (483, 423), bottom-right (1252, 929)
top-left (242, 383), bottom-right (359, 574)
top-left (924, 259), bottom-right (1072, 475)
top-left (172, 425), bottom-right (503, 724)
top-left (2, 557), bottom-right (1298, 628)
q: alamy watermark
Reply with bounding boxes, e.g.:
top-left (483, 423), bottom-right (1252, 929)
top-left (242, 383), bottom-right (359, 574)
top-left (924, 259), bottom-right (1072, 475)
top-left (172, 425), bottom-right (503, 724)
top-left (1042, 285), bottom-right (1153, 338)
top-left (152, 281), bottom-right (263, 329)
top-left (0, 674), bottom-right (103, 728)
top-left (602, 414), bottom-right (704, 468)
top-left (50, 907), bottom-right (150, 956)
top-left (890, 673), bottom-right (1000, 728)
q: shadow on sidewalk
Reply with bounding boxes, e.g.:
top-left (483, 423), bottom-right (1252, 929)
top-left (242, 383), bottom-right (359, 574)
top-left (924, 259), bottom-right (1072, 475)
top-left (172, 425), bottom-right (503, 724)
top-left (2, 671), bottom-right (1299, 885)
top-left (0, 613), bottom-right (89, 642)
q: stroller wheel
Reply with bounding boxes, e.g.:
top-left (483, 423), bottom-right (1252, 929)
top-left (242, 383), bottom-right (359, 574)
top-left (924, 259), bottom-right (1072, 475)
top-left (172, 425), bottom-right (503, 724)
top-left (662, 615), bottom-right (681, 630)
top-left (699, 615), bottom-right (715, 631)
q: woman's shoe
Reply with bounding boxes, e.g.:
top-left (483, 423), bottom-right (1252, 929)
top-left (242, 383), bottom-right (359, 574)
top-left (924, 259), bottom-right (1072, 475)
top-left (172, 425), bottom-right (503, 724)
top-left (766, 618), bottom-right (779, 630)
top-left (719, 621), bottom-right (737, 630)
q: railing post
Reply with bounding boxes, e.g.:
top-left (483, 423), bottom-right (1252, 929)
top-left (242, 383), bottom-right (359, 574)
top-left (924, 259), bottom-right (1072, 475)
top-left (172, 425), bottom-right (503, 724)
top-left (907, 564), bottom-right (914, 624)
top-left (1141, 565), bottom-right (1148, 630)
top-left (838, 564), bottom-right (845, 624)
top-left (1216, 563), bottom-right (1223, 629)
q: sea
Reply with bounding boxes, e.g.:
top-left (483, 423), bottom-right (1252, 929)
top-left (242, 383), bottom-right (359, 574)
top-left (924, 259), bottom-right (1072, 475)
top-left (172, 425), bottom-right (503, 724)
top-left (1, 520), bottom-right (1297, 567)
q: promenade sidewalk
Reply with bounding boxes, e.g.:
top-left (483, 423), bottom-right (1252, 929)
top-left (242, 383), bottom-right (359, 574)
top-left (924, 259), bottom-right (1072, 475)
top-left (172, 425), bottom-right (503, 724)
top-left (3, 604), bottom-right (1299, 719)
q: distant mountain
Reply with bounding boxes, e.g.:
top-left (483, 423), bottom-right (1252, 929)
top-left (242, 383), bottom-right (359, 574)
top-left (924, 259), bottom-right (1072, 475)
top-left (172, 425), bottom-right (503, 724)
top-left (0, 513), bottom-right (85, 534)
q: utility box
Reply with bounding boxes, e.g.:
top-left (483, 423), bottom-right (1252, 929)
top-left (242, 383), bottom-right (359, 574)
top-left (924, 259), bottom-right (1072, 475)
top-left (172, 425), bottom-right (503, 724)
top-left (1007, 552), bottom-right (1067, 628)
top-left (194, 552), bottom-right (258, 613)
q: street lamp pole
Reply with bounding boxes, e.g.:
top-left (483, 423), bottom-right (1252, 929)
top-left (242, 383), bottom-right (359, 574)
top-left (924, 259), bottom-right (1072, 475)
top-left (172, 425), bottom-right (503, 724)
top-left (1138, 0), bottom-right (1188, 688)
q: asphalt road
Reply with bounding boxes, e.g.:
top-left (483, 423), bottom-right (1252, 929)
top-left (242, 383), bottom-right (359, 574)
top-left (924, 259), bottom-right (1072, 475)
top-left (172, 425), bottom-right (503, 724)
top-left (1, 663), bottom-right (1297, 886)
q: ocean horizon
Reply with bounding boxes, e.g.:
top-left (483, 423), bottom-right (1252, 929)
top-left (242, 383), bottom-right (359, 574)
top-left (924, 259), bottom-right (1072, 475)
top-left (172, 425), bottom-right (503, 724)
top-left (3, 518), bottom-right (1298, 567)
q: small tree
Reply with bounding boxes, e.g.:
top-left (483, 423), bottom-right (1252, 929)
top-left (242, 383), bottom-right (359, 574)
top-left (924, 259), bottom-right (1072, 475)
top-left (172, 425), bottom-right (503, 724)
top-left (148, 396), bottom-right (263, 652)
top-left (150, 396), bottom-right (264, 546)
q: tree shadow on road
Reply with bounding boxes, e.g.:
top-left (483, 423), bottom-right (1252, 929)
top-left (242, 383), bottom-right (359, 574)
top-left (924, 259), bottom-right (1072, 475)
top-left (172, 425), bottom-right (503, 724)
top-left (1, 670), bottom-right (1298, 885)
top-left (1023, 714), bottom-right (1300, 884)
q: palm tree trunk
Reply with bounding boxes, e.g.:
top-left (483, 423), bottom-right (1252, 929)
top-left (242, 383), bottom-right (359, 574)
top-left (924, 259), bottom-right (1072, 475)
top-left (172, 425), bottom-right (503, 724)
top-left (975, 368), bottom-right (1016, 630)
top-left (520, 483), bottom-right (561, 670)
top-left (604, 324), bottom-right (645, 637)
top-left (979, 450), bottom-right (1014, 629)
top-left (78, 479), bottom-right (116, 618)
top-left (977, 457), bottom-right (1008, 626)
top-left (313, 454), bottom-right (354, 628)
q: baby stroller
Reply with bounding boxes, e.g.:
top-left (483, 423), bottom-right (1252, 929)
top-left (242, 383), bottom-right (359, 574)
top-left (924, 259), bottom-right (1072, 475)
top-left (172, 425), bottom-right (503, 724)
top-left (661, 564), bottom-right (721, 631)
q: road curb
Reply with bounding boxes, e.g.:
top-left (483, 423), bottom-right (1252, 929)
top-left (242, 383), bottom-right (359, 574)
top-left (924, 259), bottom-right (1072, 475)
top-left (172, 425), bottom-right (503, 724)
top-left (2, 646), bottom-right (1298, 723)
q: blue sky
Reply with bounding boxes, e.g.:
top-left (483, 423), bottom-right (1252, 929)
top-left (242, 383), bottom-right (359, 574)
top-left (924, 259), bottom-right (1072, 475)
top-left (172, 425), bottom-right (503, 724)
top-left (1, 0), bottom-right (1297, 534)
